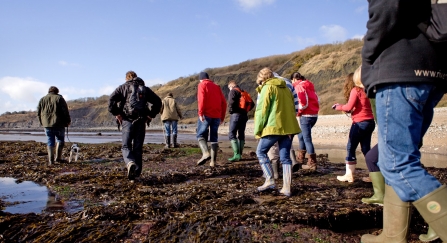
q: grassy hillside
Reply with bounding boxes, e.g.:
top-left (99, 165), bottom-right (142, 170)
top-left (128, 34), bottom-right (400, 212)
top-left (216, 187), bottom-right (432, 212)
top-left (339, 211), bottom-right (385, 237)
top-left (2, 39), bottom-right (446, 127)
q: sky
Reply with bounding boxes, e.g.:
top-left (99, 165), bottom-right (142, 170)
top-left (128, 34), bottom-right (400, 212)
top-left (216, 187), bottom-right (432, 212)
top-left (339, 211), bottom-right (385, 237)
top-left (0, 0), bottom-right (368, 114)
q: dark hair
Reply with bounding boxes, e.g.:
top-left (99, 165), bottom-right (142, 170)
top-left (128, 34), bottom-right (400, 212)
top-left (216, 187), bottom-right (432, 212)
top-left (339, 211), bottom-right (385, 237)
top-left (290, 72), bottom-right (305, 81)
top-left (126, 71), bottom-right (137, 81)
top-left (48, 86), bottom-right (59, 94)
top-left (168, 92), bottom-right (173, 97)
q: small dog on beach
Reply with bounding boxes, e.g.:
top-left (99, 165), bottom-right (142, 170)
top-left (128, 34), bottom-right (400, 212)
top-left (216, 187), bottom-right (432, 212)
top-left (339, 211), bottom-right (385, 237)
top-left (69, 144), bottom-right (80, 163)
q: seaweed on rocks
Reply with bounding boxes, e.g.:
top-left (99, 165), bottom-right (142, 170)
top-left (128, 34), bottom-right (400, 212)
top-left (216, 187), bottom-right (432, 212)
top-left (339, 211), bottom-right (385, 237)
top-left (0, 141), bottom-right (445, 242)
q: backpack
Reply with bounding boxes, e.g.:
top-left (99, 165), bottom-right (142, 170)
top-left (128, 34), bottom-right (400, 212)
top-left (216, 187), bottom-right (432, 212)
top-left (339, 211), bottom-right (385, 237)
top-left (234, 88), bottom-right (254, 112)
top-left (123, 81), bottom-right (147, 118)
top-left (418, 0), bottom-right (447, 42)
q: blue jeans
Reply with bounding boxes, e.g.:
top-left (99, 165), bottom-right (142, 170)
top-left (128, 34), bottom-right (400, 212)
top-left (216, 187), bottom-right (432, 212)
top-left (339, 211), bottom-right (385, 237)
top-left (121, 119), bottom-right (146, 176)
top-left (298, 116), bottom-right (318, 154)
top-left (44, 127), bottom-right (65, 147)
top-left (196, 116), bottom-right (220, 143)
top-left (228, 113), bottom-right (248, 140)
top-left (345, 119), bottom-right (375, 162)
top-left (256, 135), bottom-right (293, 165)
top-left (376, 83), bottom-right (443, 202)
top-left (163, 120), bottom-right (178, 136)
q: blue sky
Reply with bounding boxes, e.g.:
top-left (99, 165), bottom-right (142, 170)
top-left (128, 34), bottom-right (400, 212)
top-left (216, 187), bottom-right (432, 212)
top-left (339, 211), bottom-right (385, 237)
top-left (0, 0), bottom-right (368, 114)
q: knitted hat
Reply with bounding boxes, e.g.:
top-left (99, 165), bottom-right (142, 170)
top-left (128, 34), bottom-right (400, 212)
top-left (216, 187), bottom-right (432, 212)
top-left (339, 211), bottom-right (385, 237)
top-left (199, 72), bottom-right (209, 80)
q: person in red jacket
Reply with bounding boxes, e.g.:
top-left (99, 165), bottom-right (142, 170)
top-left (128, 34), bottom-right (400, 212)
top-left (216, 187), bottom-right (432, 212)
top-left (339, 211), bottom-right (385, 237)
top-left (291, 72), bottom-right (319, 171)
top-left (196, 72), bottom-right (227, 167)
top-left (333, 67), bottom-right (375, 183)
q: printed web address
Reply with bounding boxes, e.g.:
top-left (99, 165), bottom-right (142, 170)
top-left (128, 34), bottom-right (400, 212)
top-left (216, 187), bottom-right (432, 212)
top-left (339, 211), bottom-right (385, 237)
top-left (414, 70), bottom-right (447, 79)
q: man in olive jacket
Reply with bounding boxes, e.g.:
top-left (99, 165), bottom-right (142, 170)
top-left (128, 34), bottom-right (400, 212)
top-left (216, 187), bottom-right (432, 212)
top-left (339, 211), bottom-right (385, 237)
top-left (37, 86), bottom-right (71, 165)
top-left (160, 93), bottom-right (183, 148)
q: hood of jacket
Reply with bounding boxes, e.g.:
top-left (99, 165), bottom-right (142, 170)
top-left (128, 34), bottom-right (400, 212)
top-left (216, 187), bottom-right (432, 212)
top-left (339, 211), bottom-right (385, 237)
top-left (256, 78), bottom-right (286, 93)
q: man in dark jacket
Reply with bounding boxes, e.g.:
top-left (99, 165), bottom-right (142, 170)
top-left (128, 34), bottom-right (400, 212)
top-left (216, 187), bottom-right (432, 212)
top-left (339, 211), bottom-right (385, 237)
top-left (37, 86), bottom-right (71, 166)
top-left (227, 80), bottom-right (254, 162)
top-left (108, 71), bottom-right (162, 181)
top-left (361, 1), bottom-right (447, 242)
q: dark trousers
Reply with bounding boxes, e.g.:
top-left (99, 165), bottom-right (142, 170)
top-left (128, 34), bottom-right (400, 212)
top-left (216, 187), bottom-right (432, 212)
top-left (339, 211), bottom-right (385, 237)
top-left (365, 144), bottom-right (380, 172)
top-left (228, 113), bottom-right (248, 140)
top-left (346, 119), bottom-right (375, 162)
top-left (121, 119), bottom-right (146, 176)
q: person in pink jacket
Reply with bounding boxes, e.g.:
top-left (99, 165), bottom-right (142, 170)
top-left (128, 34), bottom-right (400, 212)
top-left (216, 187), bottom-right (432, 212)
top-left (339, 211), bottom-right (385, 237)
top-left (332, 67), bottom-right (375, 183)
top-left (291, 72), bottom-right (319, 171)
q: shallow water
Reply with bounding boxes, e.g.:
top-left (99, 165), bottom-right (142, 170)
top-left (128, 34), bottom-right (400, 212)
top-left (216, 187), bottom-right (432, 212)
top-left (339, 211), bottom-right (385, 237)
top-left (0, 131), bottom-right (197, 144)
top-left (1, 131), bottom-right (445, 168)
top-left (0, 177), bottom-right (49, 214)
top-left (0, 177), bottom-right (83, 214)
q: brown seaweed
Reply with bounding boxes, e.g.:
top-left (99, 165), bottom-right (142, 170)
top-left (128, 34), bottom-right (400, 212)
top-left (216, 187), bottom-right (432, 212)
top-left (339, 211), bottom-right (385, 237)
top-left (0, 141), bottom-right (444, 242)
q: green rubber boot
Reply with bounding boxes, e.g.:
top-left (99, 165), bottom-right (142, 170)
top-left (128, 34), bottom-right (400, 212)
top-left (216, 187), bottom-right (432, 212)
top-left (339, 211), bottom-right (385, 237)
top-left (413, 185), bottom-right (447, 242)
top-left (419, 226), bottom-right (439, 242)
top-left (361, 172), bottom-right (385, 205)
top-left (197, 138), bottom-right (211, 165)
top-left (228, 139), bottom-right (240, 162)
top-left (361, 185), bottom-right (411, 243)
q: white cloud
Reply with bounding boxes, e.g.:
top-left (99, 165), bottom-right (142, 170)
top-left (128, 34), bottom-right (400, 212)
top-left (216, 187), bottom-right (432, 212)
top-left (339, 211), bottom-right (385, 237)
top-left (0, 77), bottom-right (48, 103)
top-left (236, 0), bottom-right (276, 11)
top-left (352, 34), bottom-right (364, 40)
top-left (0, 76), bottom-right (49, 114)
top-left (0, 76), bottom-right (167, 114)
top-left (99, 85), bottom-right (117, 96)
top-left (320, 25), bottom-right (348, 42)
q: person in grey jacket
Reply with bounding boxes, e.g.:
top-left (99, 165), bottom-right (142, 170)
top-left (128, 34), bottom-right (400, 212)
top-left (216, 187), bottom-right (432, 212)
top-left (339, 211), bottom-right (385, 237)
top-left (160, 93), bottom-right (183, 148)
top-left (360, 0), bottom-right (447, 242)
top-left (37, 86), bottom-right (71, 166)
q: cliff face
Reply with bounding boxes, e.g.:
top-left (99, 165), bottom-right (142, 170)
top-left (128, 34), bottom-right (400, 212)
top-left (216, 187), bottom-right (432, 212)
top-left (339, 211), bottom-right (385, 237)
top-left (0, 40), bottom-right (379, 128)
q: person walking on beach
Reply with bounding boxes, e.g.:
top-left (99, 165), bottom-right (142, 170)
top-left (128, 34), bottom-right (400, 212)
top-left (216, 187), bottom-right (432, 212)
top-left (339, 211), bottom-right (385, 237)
top-left (196, 71), bottom-right (227, 167)
top-left (37, 86), bottom-right (71, 166)
top-left (108, 71), bottom-right (162, 181)
top-left (160, 92), bottom-right (183, 148)
top-left (255, 68), bottom-right (301, 197)
top-left (332, 67), bottom-right (375, 183)
top-left (266, 73), bottom-right (300, 179)
top-left (227, 80), bottom-right (254, 162)
top-left (291, 72), bottom-right (319, 171)
top-left (360, 0), bottom-right (447, 242)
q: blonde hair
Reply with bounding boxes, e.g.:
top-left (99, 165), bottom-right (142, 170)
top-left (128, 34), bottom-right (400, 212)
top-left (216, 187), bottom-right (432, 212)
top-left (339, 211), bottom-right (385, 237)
top-left (353, 65), bottom-right (363, 88)
top-left (256, 67), bottom-right (274, 85)
top-left (228, 80), bottom-right (237, 86)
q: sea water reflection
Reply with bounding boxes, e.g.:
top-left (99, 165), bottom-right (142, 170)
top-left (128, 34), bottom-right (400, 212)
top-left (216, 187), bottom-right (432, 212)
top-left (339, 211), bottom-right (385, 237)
top-left (0, 177), bottom-right (48, 214)
top-left (0, 130), bottom-right (197, 144)
top-left (0, 130), bottom-right (445, 168)
top-left (0, 177), bottom-right (84, 214)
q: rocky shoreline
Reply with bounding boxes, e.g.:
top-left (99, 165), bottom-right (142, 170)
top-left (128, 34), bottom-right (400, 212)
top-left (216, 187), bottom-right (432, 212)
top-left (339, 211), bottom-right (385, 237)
top-left (0, 141), bottom-right (445, 242)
